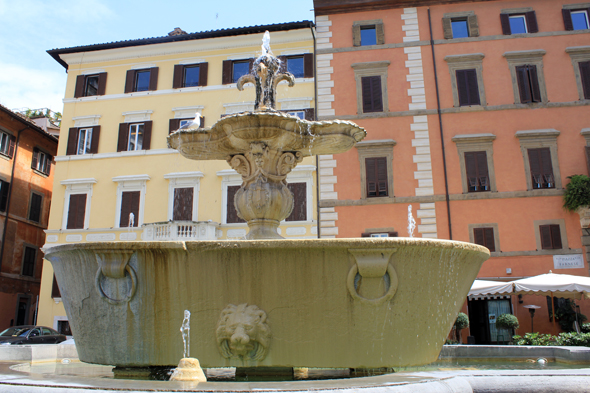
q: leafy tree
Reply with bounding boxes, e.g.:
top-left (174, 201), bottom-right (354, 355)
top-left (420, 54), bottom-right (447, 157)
top-left (563, 175), bottom-right (590, 211)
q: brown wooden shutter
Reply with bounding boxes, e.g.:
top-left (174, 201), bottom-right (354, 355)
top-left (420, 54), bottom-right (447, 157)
top-left (66, 127), bottom-right (78, 155)
top-left (525, 11), bottom-right (538, 33)
top-left (365, 157), bottom-right (387, 197)
top-left (7, 135), bottom-right (15, 158)
top-left (303, 53), bottom-right (314, 78)
top-left (200, 116), bottom-right (205, 128)
top-left (29, 193), bottom-right (42, 223)
top-left (579, 61), bottom-right (590, 99)
top-left (97, 73), bottom-right (107, 95)
top-left (528, 148), bottom-right (541, 186)
top-left (222, 60), bottom-right (232, 84)
top-left (366, 157), bottom-right (377, 197)
top-left (468, 15), bottom-right (479, 37)
top-left (352, 24), bottom-right (361, 46)
top-left (465, 152), bottom-right (477, 191)
top-left (124, 70), bottom-right (135, 93)
top-left (476, 151), bottom-right (489, 190)
top-left (199, 62), bottom-right (208, 86)
top-left (540, 225), bottom-right (552, 249)
top-left (148, 67), bottom-right (159, 91)
top-left (117, 123), bottom-right (129, 152)
top-left (562, 9), bottom-right (574, 31)
top-left (376, 157), bottom-right (387, 196)
top-left (473, 228), bottom-right (485, 246)
top-left (120, 191), bottom-right (140, 227)
top-left (248, 58), bottom-right (255, 73)
top-left (456, 69), bottom-right (480, 106)
top-left (74, 75), bottom-right (86, 98)
top-left (551, 225), bottom-right (562, 249)
top-left (286, 182), bottom-right (306, 221)
top-left (173, 187), bottom-right (193, 221)
top-left (227, 185), bottom-right (245, 223)
top-left (586, 146), bottom-right (590, 174)
top-left (67, 194), bottom-right (86, 229)
top-left (528, 65), bottom-right (541, 102)
top-left (169, 119), bottom-right (181, 134)
top-left (278, 56), bottom-right (287, 73)
top-left (442, 18), bottom-right (453, 39)
top-left (500, 13), bottom-right (511, 35)
top-left (361, 232), bottom-right (370, 237)
top-left (90, 126), bottom-right (100, 154)
top-left (51, 275), bottom-right (61, 298)
top-left (376, 22), bottom-right (385, 44)
top-left (31, 148), bottom-right (38, 169)
top-left (484, 228), bottom-right (495, 252)
top-left (515, 65), bottom-right (531, 103)
top-left (142, 121), bottom-right (152, 150)
top-left (304, 108), bottom-right (315, 120)
top-left (361, 76), bottom-right (383, 113)
top-left (173, 64), bottom-right (183, 88)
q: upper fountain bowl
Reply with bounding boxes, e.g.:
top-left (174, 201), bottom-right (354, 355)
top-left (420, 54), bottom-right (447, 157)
top-left (167, 110), bottom-right (366, 160)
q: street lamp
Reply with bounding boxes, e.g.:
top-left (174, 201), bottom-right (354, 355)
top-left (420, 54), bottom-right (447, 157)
top-left (523, 305), bottom-right (541, 333)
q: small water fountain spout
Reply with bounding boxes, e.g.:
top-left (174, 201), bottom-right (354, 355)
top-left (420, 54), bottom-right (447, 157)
top-left (169, 310), bottom-right (207, 382)
top-left (181, 310), bottom-right (190, 358)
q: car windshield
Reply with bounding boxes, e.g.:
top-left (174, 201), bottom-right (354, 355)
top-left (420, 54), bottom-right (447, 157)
top-left (0, 327), bottom-right (31, 337)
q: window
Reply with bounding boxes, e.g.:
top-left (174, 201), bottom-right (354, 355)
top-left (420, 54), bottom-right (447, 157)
top-left (51, 275), bottom-right (61, 298)
top-left (66, 126), bottom-right (100, 155)
top-left (222, 59), bottom-right (253, 84)
top-left (28, 192), bottom-right (43, 223)
top-left (442, 12), bottom-right (479, 39)
top-left (286, 182), bottom-right (306, 221)
top-left (500, 9), bottom-right (538, 35)
top-left (119, 191), bottom-right (140, 227)
top-left (0, 180), bottom-right (8, 212)
top-left (473, 227), bottom-right (495, 252)
top-left (117, 121), bottom-right (152, 152)
top-left (169, 117), bottom-right (204, 134)
top-left (452, 133), bottom-right (497, 194)
top-left (31, 148), bottom-right (52, 175)
top-left (352, 61), bottom-right (390, 115)
top-left (539, 225), bottom-right (563, 250)
top-left (226, 185), bottom-right (246, 224)
top-left (465, 151), bottom-right (489, 192)
top-left (278, 54), bottom-right (314, 79)
top-left (563, 5), bottom-right (590, 30)
top-left (361, 229), bottom-right (398, 237)
top-left (66, 194), bottom-right (87, 229)
top-left (356, 140), bottom-right (396, 199)
top-left (0, 131), bottom-right (16, 158)
top-left (504, 50), bottom-right (547, 104)
top-left (21, 246), bottom-right (36, 277)
top-left (445, 54), bottom-right (486, 108)
top-left (172, 63), bottom-right (208, 88)
top-left (173, 187), bottom-right (193, 221)
top-left (528, 148), bottom-right (554, 189)
top-left (74, 73), bottom-right (107, 98)
top-left (287, 56), bottom-right (305, 77)
top-left (566, 46), bottom-right (590, 100)
top-left (516, 129), bottom-right (562, 191)
top-left (124, 67), bottom-right (158, 93)
top-left (352, 20), bottom-right (384, 46)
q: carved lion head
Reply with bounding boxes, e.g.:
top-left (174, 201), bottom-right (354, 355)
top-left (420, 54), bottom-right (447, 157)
top-left (216, 303), bottom-right (271, 361)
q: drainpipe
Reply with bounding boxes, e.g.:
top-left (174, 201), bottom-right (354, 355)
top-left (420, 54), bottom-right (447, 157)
top-left (0, 126), bottom-right (29, 270)
top-left (310, 22), bottom-right (321, 239)
top-left (427, 9), bottom-right (453, 240)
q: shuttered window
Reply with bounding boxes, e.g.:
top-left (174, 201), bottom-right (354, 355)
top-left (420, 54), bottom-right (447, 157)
top-left (366, 157), bottom-right (388, 197)
top-left (456, 69), bottom-right (480, 106)
top-left (173, 188), bottom-right (193, 221)
top-left (119, 191), bottom-right (140, 227)
top-left (169, 117), bottom-right (205, 134)
top-left (540, 224), bottom-right (562, 250)
top-left (443, 14), bottom-right (479, 39)
top-left (0, 180), bottom-right (9, 212)
top-left (563, 8), bottom-right (590, 30)
top-left (66, 126), bottom-right (101, 155)
top-left (515, 65), bottom-right (542, 103)
top-left (501, 11), bottom-right (538, 34)
top-left (464, 151), bottom-right (489, 192)
top-left (28, 193), bottom-right (42, 223)
top-left (117, 121), bottom-right (152, 151)
top-left (352, 21), bottom-right (384, 46)
top-left (0, 132), bottom-right (16, 158)
top-left (124, 68), bottom-right (158, 93)
top-left (173, 63), bottom-right (208, 88)
top-left (66, 194), bottom-right (87, 229)
top-left (74, 73), bottom-right (107, 98)
top-left (226, 185), bottom-right (245, 224)
top-left (222, 59), bottom-right (254, 84)
top-left (528, 148), bottom-right (554, 189)
top-left (22, 246), bottom-right (36, 277)
top-left (579, 61), bottom-right (590, 100)
top-left (31, 148), bottom-right (52, 175)
top-left (473, 227), bottom-right (495, 252)
top-left (286, 182), bottom-right (306, 222)
top-left (361, 76), bottom-right (383, 113)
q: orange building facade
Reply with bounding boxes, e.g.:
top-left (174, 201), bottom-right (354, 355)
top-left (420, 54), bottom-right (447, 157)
top-left (0, 105), bottom-right (57, 330)
top-left (313, 0), bottom-right (590, 342)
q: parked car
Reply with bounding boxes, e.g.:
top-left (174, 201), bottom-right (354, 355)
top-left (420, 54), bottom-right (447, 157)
top-left (0, 325), bottom-right (67, 345)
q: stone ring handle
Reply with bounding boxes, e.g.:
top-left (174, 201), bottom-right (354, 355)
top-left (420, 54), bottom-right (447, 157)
top-left (346, 263), bottom-right (398, 305)
top-left (94, 252), bottom-right (137, 305)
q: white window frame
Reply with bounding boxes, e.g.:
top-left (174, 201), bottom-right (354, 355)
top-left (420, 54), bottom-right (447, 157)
top-left (509, 14), bottom-right (528, 33)
top-left (571, 10), bottom-right (590, 29)
top-left (77, 128), bottom-right (93, 155)
top-left (164, 172), bottom-right (203, 221)
top-left (112, 175), bottom-right (150, 228)
top-left (33, 149), bottom-right (51, 175)
top-left (127, 123), bottom-right (144, 151)
top-left (60, 178), bottom-right (97, 230)
top-left (0, 132), bottom-right (11, 156)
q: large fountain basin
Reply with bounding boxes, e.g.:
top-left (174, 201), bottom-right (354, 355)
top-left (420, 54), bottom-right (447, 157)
top-left (45, 238), bottom-right (488, 368)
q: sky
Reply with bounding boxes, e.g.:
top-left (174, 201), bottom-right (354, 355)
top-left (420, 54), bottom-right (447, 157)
top-left (0, 0), bottom-right (315, 114)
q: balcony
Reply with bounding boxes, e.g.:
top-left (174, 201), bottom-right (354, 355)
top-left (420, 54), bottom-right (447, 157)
top-left (142, 221), bottom-right (219, 241)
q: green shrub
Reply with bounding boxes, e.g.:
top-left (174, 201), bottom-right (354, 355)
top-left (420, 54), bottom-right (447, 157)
top-left (556, 332), bottom-right (590, 347)
top-left (581, 323), bottom-right (590, 333)
top-left (454, 312), bottom-right (469, 330)
top-left (496, 313), bottom-right (519, 330)
top-left (554, 299), bottom-right (587, 332)
top-left (513, 333), bottom-right (555, 346)
top-left (563, 174), bottom-right (590, 211)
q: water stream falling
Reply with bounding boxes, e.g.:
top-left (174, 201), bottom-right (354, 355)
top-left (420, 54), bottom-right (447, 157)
top-left (180, 310), bottom-right (191, 359)
top-left (128, 213), bottom-right (134, 231)
top-left (407, 205), bottom-right (416, 238)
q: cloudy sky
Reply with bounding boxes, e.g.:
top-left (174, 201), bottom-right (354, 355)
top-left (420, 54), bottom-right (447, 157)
top-left (0, 0), bottom-right (314, 114)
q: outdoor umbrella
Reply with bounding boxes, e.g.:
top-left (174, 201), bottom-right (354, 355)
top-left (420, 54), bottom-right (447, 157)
top-left (512, 272), bottom-right (590, 333)
top-left (468, 279), bottom-right (514, 298)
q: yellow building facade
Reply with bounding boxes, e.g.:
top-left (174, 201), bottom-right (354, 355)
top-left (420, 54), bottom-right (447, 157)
top-left (38, 22), bottom-right (316, 331)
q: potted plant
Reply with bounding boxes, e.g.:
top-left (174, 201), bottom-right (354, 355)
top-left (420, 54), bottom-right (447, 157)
top-left (563, 175), bottom-right (590, 228)
top-left (496, 313), bottom-right (519, 343)
top-left (454, 312), bottom-right (469, 344)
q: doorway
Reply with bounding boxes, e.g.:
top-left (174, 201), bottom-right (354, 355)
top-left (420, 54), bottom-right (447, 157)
top-left (468, 298), bottom-right (512, 344)
top-left (15, 295), bottom-right (31, 326)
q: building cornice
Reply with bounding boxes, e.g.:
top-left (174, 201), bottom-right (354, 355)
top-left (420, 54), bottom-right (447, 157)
top-left (313, 0), bottom-right (495, 16)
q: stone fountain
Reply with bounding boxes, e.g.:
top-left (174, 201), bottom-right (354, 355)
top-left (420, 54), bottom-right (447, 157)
top-left (44, 32), bottom-right (489, 374)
